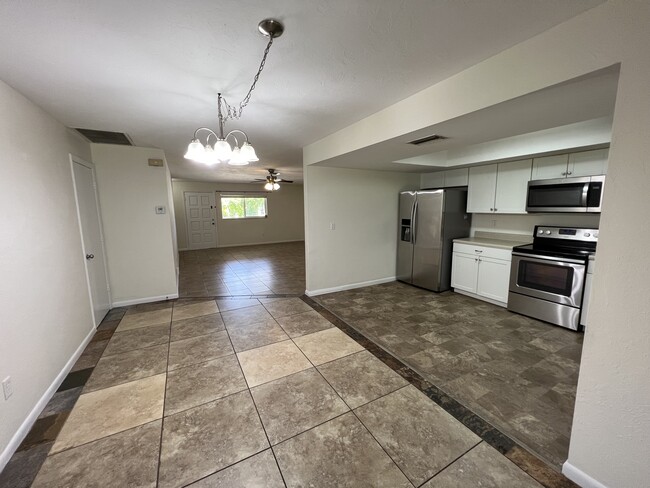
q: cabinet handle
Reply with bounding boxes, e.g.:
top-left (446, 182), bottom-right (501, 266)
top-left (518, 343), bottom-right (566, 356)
top-left (475, 258), bottom-right (478, 262)
top-left (490, 208), bottom-right (494, 211)
top-left (567, 171), bottom-right (572, 175)
top-left (494, 208), bottom-right (497, 212)
top-left (474, 250), bottom-right (483, 253)
top-left (561, 172), bottom-right (567, 176)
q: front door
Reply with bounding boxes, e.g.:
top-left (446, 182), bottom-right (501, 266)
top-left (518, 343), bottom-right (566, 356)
top-left (71, 157), bottom-right (111, 325)
top-left (185, 192), bottom-right (216, 249)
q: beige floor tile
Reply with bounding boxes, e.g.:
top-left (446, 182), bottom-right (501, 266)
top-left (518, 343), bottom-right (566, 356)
top-left (170, 313), bottom-right (225, 342)
top-left (422, 442), bottom-right (543, 487)
top-left (355, 385), bottom-right (481, 486)
top-left (227, 318), bottom-right (289, 352)
top-left (103, 324), bottom-right (170, 356)
top-left (273, 412), bottom-right (411, 488)
top-left (318, 350), bottom-right (409, 408)
top-left (260, 297), bottom-right (312, 318)
top-left (215, 298), bottom-right (260, 312)
top-left (172, 300), bottom-right (219, 321)
top-left (189, 449), bottom-right (284, 488)
top-left (85, 344), bottom-right (168, 392)
top-left (116, 308), bottom-right (172, 332)
top-left (251, 368), bottom-right (349, 445)
top-left (159, 390), bottom-right (269, 488)
top-left (275, 310), bottom-right (333, 338)
top-left (165, 355), bottom-right (247, 416)
top-left (293, 328), bottom-right (364, 366)
top-left (168, 331), bottom-right (234, 371)
top-left (52, 374), bottom-right (165, 453)
top-left (237, 340), bottom-right (312, 387)
top-left (32, 421), bottom-right (161, 488)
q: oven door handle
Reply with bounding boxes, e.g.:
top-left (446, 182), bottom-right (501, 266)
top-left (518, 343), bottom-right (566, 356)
top-left (511, 252), bottom-right (586, 265)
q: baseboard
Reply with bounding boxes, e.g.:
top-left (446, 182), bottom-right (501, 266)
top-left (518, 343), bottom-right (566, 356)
top-left (179, 247), bottom-right (189, 252)
top-left (0, 326), bottom-right (96, 472)
top-left (217, 239), bottom-right (304, 249)
top-left (562, 461), bottom-right (609, 488)
top-left (306, 276), bottom-right (396, 297)
top-left (111, 293), bottom-right (179, 308)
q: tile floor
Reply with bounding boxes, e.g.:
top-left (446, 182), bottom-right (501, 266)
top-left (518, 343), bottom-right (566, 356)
top-left (178, 242), bottom-right (305, 297)
top-left (314, 281), bottom-right (584, 469)
top-left (0, 296), bottom-right (574, 488)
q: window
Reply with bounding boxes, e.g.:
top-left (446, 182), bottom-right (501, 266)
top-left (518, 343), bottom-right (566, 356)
top-left (220, 196), bottom-right (267, 219)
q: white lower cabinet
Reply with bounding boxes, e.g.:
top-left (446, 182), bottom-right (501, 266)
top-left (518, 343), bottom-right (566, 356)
top-left (451, 243), bottom-right (512, 306)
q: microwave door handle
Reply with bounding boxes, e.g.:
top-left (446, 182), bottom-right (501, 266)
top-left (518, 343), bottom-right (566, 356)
top-left (581, 183), bottom-right (589, 207)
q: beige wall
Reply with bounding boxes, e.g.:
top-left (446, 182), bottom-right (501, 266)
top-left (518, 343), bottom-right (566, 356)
top-left (91, 144), bottom-right (178, 306)
top-left (304, 2), bottom-right (650, 486)
top-left (0, 80), bottom-right (94, 468)
top-left (172, 180), bottom-right (304, 249)
top-left (470, 213), bottom-right (600, 237)
top-left (304, 166), bottom-right (419, 295)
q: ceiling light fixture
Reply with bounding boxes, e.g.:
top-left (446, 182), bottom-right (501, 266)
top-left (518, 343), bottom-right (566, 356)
top-left (184, 18), bottom-right (284, 166)
top-left (255, 169), bottom-right (292, 191)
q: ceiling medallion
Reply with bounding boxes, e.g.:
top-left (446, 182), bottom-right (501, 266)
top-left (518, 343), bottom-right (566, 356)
top-left (184, 18), bottom-right (284, 166)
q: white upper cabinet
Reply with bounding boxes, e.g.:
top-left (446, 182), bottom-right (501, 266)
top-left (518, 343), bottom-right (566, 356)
top-left (468, 159), bottom-right (531, 214)
top-left (568, 148), bottom-right (609, 177)
top-left (532, 149), bottom-right (608, 180)
top-left (421, 168), bottom-right (469, 189)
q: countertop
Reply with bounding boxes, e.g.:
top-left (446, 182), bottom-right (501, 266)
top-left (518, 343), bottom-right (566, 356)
top-left (453, 232), bottom-right (531, 250)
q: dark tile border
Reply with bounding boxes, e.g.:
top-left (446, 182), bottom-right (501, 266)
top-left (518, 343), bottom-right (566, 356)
top-left (300, 295), bottom-right (578, 488)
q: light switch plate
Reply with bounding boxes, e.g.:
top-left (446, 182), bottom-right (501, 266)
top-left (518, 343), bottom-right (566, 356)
top-left (2, 377), bottom-right (12, 400)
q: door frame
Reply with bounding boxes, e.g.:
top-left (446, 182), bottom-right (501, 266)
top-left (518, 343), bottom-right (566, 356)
top-left (69, 154), bottom-right (112, 326)
top-left (184, 191), bottom-right (217, 250)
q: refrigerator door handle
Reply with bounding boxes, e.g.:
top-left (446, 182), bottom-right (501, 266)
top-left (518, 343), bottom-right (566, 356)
top-left (412, 201), bottom-right (418, 245)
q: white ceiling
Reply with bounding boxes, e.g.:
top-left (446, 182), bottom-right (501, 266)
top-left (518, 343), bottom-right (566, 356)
top-left (0, 0), bottom-right (604, 183)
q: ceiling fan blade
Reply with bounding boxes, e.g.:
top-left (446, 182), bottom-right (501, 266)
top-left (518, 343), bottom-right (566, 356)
top-left (252, 179), bottom-right (267, 181)
top-left (278, 179), bottom-right (293, 183)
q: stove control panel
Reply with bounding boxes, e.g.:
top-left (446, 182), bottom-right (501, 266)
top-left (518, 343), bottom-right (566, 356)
top-left (534, 226), bottom-right (599, 243)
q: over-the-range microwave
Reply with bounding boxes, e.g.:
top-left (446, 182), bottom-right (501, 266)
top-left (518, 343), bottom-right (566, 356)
top-left (526, 175), bottom-right (605, 213)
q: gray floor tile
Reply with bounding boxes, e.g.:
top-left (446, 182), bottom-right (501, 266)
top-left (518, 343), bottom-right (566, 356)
top-left (221, 304), bottom-right (274, 328)
top-left (318, 350), bottom-right (409, 408)
top-left (168, 331), bottom-right (233, 371)
top-left (215, 298), bottom-right (260, 312)
top-left (189, 449), bottom-right (284, 488)
top-left (273, 412), bottom-right (412, 488)
top-left (226, 318), bottom-right (289, 352)
top-left (172, 300), bottom-right (219, 321)
top-left (260, 297), bottom-right (312, 318)
top-left (170, 313), bottom-right (225, 342)
top-left (31, 421), bottom-right (161, 488)
top-left (275, 310), bottom-right (334, 338)
top-left (0, 442), bottom-right (52, 488)
top-left (103, 324), bottom-right (170, 356)
top-left (355, 385), bottom-right (480, 486)
top-left (251, 368), bottom-right (349, 445)
top-left (38, 387), bottom-right (82, 419)
top-left (159, 390), bottom-right (269, 488)
top-left (165, 355), bottom-right (247, 416)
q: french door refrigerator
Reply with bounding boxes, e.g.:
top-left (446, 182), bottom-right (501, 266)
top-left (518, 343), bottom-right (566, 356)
top-left (397, 189), bottom-right (470, 292)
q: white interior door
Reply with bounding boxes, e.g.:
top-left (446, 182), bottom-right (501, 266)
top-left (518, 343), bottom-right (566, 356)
top-left (185, 192), bottom-right (216, 249)
top-left (71, 157), bottom-right (111, 325)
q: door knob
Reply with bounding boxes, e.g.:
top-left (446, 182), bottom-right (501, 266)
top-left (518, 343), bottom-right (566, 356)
top-left (86, 254), bottom-right (94, 260)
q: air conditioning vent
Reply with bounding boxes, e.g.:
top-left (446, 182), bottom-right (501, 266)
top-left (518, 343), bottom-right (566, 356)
top-left (407, 134), bottom-right (448, 146)
top-left (75, 128), bottom-right (133, 145)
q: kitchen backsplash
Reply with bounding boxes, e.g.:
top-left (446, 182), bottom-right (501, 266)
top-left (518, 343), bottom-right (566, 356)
top-left (470, 213), bottom-right (600, 237)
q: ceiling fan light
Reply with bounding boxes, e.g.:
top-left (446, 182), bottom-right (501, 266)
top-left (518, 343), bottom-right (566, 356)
top-left (264, 182), bottom-right (274, 191)
top-left (273, 182), bottom-right (280, 190)
top-left (227, 146), bottom-right (249, 166)
top-left (240, 142), bottom-right (259, 162)
top-left (184, 139), bottom-right (205, 161)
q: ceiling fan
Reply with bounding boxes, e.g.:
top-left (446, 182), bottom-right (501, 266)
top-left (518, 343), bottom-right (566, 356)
top-left (253, 169), bottom-right (293, 191)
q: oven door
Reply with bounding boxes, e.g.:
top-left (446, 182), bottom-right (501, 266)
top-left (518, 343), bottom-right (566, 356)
top-left (509, 252), bottom-right (586, 307)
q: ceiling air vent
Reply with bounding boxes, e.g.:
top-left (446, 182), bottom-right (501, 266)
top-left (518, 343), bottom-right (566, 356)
top-left (75, 128), bottom-right (133, 145)
top-left (407, 134), bottom-right (447, 146)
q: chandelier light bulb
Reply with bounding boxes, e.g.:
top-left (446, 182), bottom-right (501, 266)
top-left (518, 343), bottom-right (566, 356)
top-left (227, 146), bottom-right (248, 166)
top-left (214, 139), bottom-right (232, 161)
top-left (264, 182), bottom-right (274, 191)
top-left (184, 139), bottom-right (205, 161)
top-left (240, 142), bottom-right (259, 162)
top-left (202, 144), bottom-right (219, 165)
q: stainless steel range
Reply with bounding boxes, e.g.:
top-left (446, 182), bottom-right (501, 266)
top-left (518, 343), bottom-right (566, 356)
top-left (507, 226), bottom-right (598, 331)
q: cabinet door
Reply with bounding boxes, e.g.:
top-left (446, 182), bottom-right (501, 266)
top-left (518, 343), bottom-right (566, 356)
top-left (451, 252), bottom-right (478, 293)
top-left (531, 154), bottom-right (569, 180)
top-left (444, 168), bottom-right (469, 187)
top-left (421, 172), bottom-right (445, 189)
top-left (476, 256), bottom-right (511, 304)
top-left (467, 164), bottom-right (497, 213)
top-left (494, 159), bottom-right (532, 214)
top-left (568, 148), bottom-right (609, 177)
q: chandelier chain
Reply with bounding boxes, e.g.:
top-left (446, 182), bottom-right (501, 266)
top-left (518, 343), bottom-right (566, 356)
top-left (221, 37), bottom-right (274, 121)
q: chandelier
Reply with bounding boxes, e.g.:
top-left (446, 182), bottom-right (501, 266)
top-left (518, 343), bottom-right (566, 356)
top-left (184, 19), bottom-right (284, 166)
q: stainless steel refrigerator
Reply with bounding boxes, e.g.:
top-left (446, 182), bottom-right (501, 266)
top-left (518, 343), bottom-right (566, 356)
top-left (397, 189), bottom-right (470, 292)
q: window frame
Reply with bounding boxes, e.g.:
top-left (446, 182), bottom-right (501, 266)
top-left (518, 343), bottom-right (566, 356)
top-left (219, 194), bottom-right (268, 220)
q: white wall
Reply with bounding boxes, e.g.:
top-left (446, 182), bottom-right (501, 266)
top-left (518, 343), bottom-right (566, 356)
top-left (91, 144), bottom-right (178, 306)
top-left (304, 166), bottom-right (419, 295)
top-left (0, 80), bottom-right (95, 469)
top-left (171, 180), bottom-right (304, 249)
top-left (304, 2), bottom-right (650, 486)
top-left (470, 213), bottom-right (600, 237)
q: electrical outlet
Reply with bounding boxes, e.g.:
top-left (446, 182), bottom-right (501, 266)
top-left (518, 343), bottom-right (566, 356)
top-left (2, 376), bottom-right (13, 400)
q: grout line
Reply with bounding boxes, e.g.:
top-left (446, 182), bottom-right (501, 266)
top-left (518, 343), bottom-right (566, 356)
top-left (415, 439), bottom-right (483, 487)
top-left (155, 310), bottom-right (173, 486)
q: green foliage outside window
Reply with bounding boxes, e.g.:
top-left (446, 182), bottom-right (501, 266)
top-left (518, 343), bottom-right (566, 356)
top-left (221, 197), bottom-right (267, 219)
